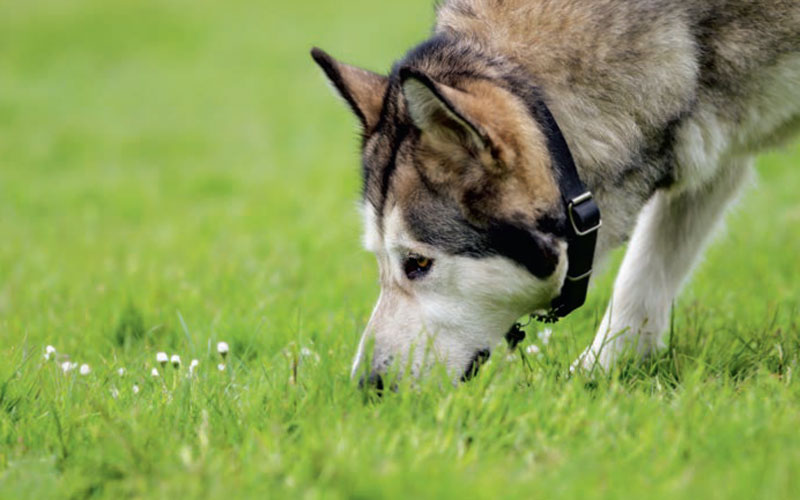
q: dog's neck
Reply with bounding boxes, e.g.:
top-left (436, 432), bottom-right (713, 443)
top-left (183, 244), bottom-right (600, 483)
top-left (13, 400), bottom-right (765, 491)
top-left (396, 34), bottom-right (673, 263)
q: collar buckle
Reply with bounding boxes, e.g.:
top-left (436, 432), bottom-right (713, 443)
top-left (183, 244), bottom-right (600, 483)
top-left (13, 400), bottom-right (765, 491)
top-left (568, 192), bottom-right (602, 237)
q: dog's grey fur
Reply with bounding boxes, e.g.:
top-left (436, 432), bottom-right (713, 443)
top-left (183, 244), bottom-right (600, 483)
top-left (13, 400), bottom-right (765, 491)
top-left (313, 0), bottom-right (800, 379)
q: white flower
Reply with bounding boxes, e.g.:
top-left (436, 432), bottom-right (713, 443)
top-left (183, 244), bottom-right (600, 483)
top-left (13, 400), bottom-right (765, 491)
top-left (151, 367), bottom-right (160, 377)
top-left (44, 345), bottom-right (56, 361)
top-left (525, 344), bottom-right (541, 355)
top-left (301, 347), bottom-right (319, 358)
top-left (156, 352), bottom-right (168, 366)
top-left (79, 364), bottom-right (91, 375)
top-left (61, 361), bottom-right (76, 373)
top-left (110, 387), bottom-right (120, 399)
top-left (189, 359), bottom-right (199, 375)
top-left (299, 347), bottom-right (320, 365)
top-left (170, 354), bottom-right (181, 368)
top-left (117, 367), bottom-right (126, 376)
top-left (132, 384), bottom-right (140, 394)
top-left (217, 342), bottom-right (229, 358)
top-left (217, 363), bottom-right (226, 372)
top-left (537, 328), bottom-right (554, 346)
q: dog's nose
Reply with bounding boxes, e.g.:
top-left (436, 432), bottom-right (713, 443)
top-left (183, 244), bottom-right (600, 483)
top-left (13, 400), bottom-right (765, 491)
top-left (358, 372), bottom-right (384, 393)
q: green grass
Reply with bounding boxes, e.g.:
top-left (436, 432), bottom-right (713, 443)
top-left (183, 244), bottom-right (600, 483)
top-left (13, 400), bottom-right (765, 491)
top-left (1, 0), bottom-right (799, 498)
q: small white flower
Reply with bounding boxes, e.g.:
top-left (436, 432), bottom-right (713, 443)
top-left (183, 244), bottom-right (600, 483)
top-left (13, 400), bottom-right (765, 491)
top-left (44, 345), bottom-right (56, 361)
top-left (525, 344), bottom-right (541, 355)
top-left (151, 367), bottom-right (160, 377)
top-left (217, 342), bottom-right (229, 358)
top-left (170, 354), bottom-right (181, 368)
top-left (79, 364), bottom-right (91, 375)
top-left (132, 384), bottom-right (140, 394)
top-left (156, 352), bottom-right (168, 366)
top-left (189, 359), bottom-right (199, 375)
top-left (537, 328), bottom-right (553, 346)
top-left (117, 367), bottom-right (126, 377)
top-left (61, 361), bottom-right (75, 373)
top-left (110, 387), bottom-right (120, 399)
top-left (300, 347), bottom-right (320, 364)
top-left (217, 363), bottom-right (226, 372)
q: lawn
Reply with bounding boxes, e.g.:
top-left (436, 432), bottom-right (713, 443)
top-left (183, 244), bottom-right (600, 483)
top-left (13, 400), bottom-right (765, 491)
top-left (1, 0), bottom-right (799, 498)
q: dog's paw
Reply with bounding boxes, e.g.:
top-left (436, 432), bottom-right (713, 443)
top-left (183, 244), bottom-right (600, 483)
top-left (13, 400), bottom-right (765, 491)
top-left (572, 334), bottom-right (667, 374)
top-left (570, 346), bottom-right (612, 374)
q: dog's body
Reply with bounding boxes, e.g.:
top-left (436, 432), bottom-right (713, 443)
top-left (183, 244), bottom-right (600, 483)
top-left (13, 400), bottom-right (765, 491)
top-left (313, 0), bottom-right (800, 380)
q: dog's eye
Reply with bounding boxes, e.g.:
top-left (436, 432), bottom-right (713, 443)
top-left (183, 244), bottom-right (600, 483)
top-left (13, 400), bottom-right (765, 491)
top-left (404, 254), bottom-right (434, 280)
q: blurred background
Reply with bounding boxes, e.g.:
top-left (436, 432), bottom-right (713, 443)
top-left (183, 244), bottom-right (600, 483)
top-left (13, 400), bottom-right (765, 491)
top-left (0, 0), bottom-right (434, 356)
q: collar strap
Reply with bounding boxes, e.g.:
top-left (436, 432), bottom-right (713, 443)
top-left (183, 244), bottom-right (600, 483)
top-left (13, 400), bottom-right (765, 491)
top-left (525, 97), bottom-right (602, 323)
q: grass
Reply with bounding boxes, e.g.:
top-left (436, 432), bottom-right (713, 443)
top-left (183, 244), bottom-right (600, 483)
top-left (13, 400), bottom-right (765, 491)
top-left (1, 0), bottom-right (799, 498)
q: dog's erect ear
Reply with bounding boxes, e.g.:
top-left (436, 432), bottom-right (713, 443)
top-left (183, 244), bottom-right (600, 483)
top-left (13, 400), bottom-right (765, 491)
top-left (400, 68), bottom-right (490, 153)
top-left (311, 48), bottom-right (388, 131)
top-left (399, 68), bottom-right (515, 176)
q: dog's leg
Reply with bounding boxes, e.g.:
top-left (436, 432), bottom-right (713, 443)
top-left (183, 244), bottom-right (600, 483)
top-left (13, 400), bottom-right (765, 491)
top-left (575, 158), bottom-right (753, 371)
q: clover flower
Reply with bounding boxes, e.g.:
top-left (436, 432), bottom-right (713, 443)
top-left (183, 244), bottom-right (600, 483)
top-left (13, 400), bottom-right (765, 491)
top-left (300, 347), bottom-right (320, 364)
top-left (170, 354), bottom-right (181, 369)
top-left (61, 361), bottom-right (77, 374)
top-left (117, 367), bottom-right (126, 377)
top-left (217, 363), bottom-right (226, 372)
top-left (217, 342), bottom-right (229, 359)
top-left (151, 367), bottom-right (160, 377)
top-left (79, 364), bottom-right (91, 375)
top-left (189, 359), bottom-right (199, 375)
top-left (132, 384), bottom-right (140, 394)
top-left (44, 345), bottom-right (56, 361)
top-left (156, 352), bottom-right (168, 367)
top-left (537, 328), bottom-right (554, 346)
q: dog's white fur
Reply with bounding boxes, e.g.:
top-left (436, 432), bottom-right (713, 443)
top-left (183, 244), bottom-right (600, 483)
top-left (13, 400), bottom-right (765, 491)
top-left (576, 158), bottom-right (753, 369)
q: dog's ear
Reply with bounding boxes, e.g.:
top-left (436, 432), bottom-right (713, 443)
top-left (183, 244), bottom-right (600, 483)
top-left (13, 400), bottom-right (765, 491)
top-left (311, 48), bottom-right (388, 131)
top-left (399, 67), bottom-right (511, 173)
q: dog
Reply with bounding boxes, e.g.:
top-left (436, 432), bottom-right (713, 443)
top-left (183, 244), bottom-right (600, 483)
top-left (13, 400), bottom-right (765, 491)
top-left (311, 0), bottom-right (800, 383)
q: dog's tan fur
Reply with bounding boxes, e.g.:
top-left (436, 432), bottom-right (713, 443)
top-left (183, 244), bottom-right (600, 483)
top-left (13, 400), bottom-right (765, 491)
top-left (313, 0), bottom-right (800, 380)
top-left (408, 78), bottom-right (559, 224)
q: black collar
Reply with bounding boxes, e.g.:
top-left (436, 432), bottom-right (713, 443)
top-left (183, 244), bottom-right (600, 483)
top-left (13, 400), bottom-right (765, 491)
top-left (532, 97), bottom-right (602, 322)
top-left (510, 94), bottom-right (602, 335)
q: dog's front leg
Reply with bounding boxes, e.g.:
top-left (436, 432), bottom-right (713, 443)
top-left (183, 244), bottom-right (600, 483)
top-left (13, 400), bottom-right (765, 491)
top-left (575, 158), bottom-right (753, 371)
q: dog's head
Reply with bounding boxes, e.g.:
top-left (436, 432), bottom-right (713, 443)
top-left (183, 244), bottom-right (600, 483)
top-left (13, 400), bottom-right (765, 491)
top-left (312, 47), bottom-right (570, 382)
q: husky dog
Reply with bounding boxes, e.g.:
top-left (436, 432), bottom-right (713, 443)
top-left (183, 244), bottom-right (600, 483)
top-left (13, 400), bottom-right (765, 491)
top-left (312, 0), bottom-right (800, 382)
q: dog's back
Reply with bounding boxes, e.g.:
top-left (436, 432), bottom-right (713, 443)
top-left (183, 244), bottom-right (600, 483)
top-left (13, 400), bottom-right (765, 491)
top-left (437, 0), bottom-right (800, 91)
top-left (435, 0), bottom-right (800, 244)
